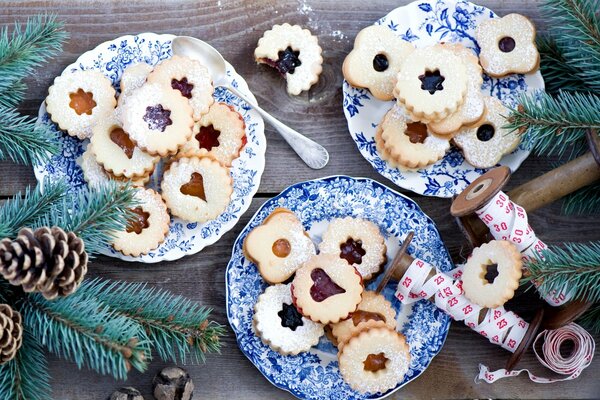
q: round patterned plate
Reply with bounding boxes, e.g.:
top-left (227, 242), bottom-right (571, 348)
top-left (226, 176), bottom-right (453, 400)
top-left (34, 33), bottom-right (266, 263)
top-left (343, 0), bottom-right (544, 198)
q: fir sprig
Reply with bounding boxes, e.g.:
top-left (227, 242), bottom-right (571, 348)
top-left (523, 241), bottom-right (600, 303)
top-left (0, 80), bottom-right (26, 109)
top-left (20, 292), bottom-right (150, 380)
top-left (562, 182), bottom-right (600, 215)
top-left (0, 328), bottom-right (51, 400)
top-left (81, 279), bottom-right (224, 364)
top-left (0, 179), bottom-right (67, 239)
top-left (507, 91), bottom-right (600, 157)
top-left (537, 36), bottom-right (588, 94)
top-left (577, 304), bottom-right (600, 335)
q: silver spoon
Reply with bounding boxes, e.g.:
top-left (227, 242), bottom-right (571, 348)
top-left (172, 36), bottom-right (329, 170)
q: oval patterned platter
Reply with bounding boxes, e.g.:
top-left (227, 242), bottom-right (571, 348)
top-left (34, 33), bottom-right (266, 263)
top-left (343, 0), bottom-right (545, 198)
top-left (226, 176), bottom-right (453, 400)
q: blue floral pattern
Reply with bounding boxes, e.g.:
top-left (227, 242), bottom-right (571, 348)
top-left (226, 176), bottom-right (453, 400)
top-left (33, 33), bottom-right (266, 263)
top-left (343, 0), bottom-right (545, 198)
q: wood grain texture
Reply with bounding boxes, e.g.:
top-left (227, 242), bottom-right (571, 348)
top-left (1, 1), bottom-right (599, 399)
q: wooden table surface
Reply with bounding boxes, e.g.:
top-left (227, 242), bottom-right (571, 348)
top-left (2, 1), bottom-right (599, 399)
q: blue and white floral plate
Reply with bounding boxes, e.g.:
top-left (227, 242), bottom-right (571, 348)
top-left (343, 0), bottom-right (544, 198)
top-left (34, 33), bottom-right (266, 263)
top-left (226, 176), bottom-right (453, 399)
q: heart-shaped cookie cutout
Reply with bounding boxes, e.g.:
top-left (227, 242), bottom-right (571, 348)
top-left (180, 172), bottom-right (206, 201)
top-left (310, 268), bottom-right (346, 302)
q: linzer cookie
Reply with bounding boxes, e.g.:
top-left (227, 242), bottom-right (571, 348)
top-left (338, 326), bottom-right (410, 394)
top-left (475, 13), bottom-right (539, 77)
top-left (147, 55), bottom-right (214, 120)
top-left (253, 283), bottom-right (324, 356)
top-left (453, 96), bottom-right (521, 168)
top-left (461, 240), bottom-right (523, 308)
top-left (120, 83), bottom-right (194, 156)
top-left (255, 23), bottom-right (323, 95)
top-left (46, 70), bottom-right (116, 139)
top-left (395, 45), bottom-right (468, 122)
top-left (291, 254), bottom-right (363, 324)
top-left (178, 102), bottom-right (246, 167)
top-left (112, 188), bottom-right (170, 257)
top-left (161, 157), bottom-right (232, 223)
top-left (90, 113), bottom-right (159, 178)
top-left (244, 208), bottom-right (316, 284)
top-left (331, 291), bottom-right (396, 347)
top-left (120, 62), bottom-right (153, 96)
top-left (342, 25), bottom-right (414, 101)
top-left (318, 217), bottom-right (386, 281)
top-left (79, 146), bottom-right (149, 188)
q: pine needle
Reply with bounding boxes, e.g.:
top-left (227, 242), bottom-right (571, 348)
top-left (0, 80), bottom-right (26, 109)
top-left (0, 327), bottom-right (51, 400)
top-left (562, 182), bottom-right (600, 215)
top-left (537, 35), bottom-right (588, 94)
top-left (577, 303), bottom-right (600, 335)
top-left (523, 241), bottom-right (600, 303)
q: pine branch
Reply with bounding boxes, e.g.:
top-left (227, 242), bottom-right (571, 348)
top-left (0, 327), bottom-right (51, 400)
top-left (577, 303), bottom-right (600, 335)
top-left (37, 181), bottom-right (138, 256)
top-left (523, 241), bottom-right (600, 303)
top-left (0, 179), bottom-right (67, 239)
top-left (80, 278), bottom-right (224, 364)
top-left (20, 291), bottom-right (150, 380)
top-left (543, 0), bottom-right (600, 91)
top-left (562, 181), bottom-right (600, 215)
top-left (537, 35), bottom-right (588, 94)
top-left (0, 105), bottom-right (60, 165)
top-left (507, 91), bottom-right (600, 157)
top-left (0, 79), bottom-right (26, 109)
top-left (0, 279), bottom-right (16, 304)
top-left (0, 14), bottom-right (68, 96)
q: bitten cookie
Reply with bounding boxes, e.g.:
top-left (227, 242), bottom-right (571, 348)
top-left (461, 240), bottom-right (523, 308)
top-left (318, 217), bottom-right (387, 281)
top-left (46, 70), bottom-right (117, 139)
top-left (91, 113), bottom-right (159, 178)
top-left (291, 254), bottom-right (363, 324)
top-left (255, 23), bottom-right (323, 95)
top-left (112, 188), bottom-right (170, 257)
top-left (253, 283), bottom-right (324, 355)
top-left (147, 55), bottom-right (214, 120)
top-left (342, 25), bottom-right (414, 101)
top-left (377, 104), bottom-right (450, 169)
top-left (453, 96), bottom-right (521, 169)
top-left (161, 157), bottom-right (232, 223)
top-left (178, 102), bottom-right (247, 167)
top-left (331, 291), bottom-right (396, 347)
top-left (475, 13), bottom-right (539, 77)
top-left (395, 45), bottom-right (468, 122)
top-left (243, 208), bottom-right (316, 284)
top-left (120, 83), bottom-right (194, 156)
top-left (338, 326), bottom-right (410, 394)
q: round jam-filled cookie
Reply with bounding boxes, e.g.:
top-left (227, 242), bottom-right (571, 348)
top-left (378, 105), bottom-right (450, 169)
top-left (79, 146), bottom-right (150, 188)
top-left (253, 284), bottom-right (324, 356)
top-left (112, 188), bottom-right (170, 257)
top-left (46, 70), bottom-right (117, 140)
top-left (255, 23), bottom-right (323, 96)
top-left (331, 291), bottom-right (396, 347)
top-left (375, 126), bottom-right (419, 172)
top-left (342, 25), bottom-right (414, 101)
top-left (120, 83), bottom-right (194, 156)
top-left (338, 326), bottom-right (410, 394)
top-left (120, 62), bottom-right (153, 95)
top-left (318, 217), bottom-right (387, 281)
top-left (395, 45), bottom-right (468, 122)
top-left (475, 13), bottom-right (539, 77)
top-left (178, 102), bottom-right (247, 167)
top-left (291, 254), bottom-right (363, 324)
top-left (462, 240), bottom-right (523, 309)
top-left (147, 55), bottom-right (214, 120)
top-left (91, 113), bottom-right (159, 178)
top-left (453, 96), bottom-right (521, 169)
top-left (427, 44), bottom-right (485, 136)
top-left (244, 208), bottom-right (316, 284)
top-left (161, 157), bottom-right (232, 223)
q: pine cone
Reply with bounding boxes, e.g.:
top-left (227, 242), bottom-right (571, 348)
top-left (0, 227), bottom-right (88, 300)
top-left (0, 304), bottom-right (23, 364)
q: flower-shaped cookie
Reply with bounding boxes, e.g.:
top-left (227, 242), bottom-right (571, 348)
top-left (255, 23), bottom-right (323, 95)
top-left (475, 13), bottom-right (540, 77)
top-left (342, 25), bottom-right (414, 101)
